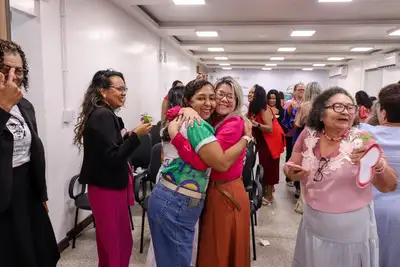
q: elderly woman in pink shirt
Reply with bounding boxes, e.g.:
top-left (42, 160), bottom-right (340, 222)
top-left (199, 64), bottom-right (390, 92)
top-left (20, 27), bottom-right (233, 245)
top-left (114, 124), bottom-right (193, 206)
top-left (284, 87), bottom-right (398, 267)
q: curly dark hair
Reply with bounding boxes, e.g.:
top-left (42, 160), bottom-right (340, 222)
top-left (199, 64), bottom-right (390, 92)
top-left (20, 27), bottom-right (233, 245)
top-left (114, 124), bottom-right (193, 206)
top-left (355, 90), bottom-right (373, 109)
top-left (161, 79), bottom-right (213, 142)
top-left (73, 69), bottom-right (125, 149)
top-left (172, 80), bottom-right (183, 87)
top-left (307, 86), bottom-right (358, 131)
top-left (248, 84), bottom-right (267, 115)
top-left (378, 83), bottom-right (400, 123)
top-left (0, 39), bottom-right (29, 89)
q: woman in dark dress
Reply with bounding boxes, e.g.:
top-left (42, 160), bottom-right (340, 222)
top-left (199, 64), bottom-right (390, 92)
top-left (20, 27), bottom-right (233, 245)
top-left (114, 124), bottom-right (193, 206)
top-left (267, 89), bottom-right (285, 128)
top-left (0, 40), bottom-right (59, 266)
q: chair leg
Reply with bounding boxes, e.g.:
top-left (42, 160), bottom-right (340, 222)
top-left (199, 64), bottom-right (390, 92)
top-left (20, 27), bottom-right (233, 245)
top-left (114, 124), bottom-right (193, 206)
top-left (93, 215), bottom-right (96, 228)
top-left (128, 206), bottom-right (134, 231)
top-left (140, 209), bottom-right (146, 253)
top-left (254, 211), bottom-right (258, 226)
top-left (72, 208), bottom-right (79, 249)
top-left (250, 212), bottom-right (257, 261)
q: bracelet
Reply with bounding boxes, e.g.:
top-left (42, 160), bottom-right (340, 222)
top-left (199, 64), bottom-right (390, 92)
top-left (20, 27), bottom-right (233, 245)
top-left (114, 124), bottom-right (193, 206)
top-left (374, 158), bottom-right (387, 174)
top-left (242, 136), bottom-right (252, 145)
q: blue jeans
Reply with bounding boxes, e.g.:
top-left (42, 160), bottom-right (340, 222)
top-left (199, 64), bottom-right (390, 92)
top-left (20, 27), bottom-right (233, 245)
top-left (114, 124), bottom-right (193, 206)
top-left (147, 182), bottom-right (204, 267)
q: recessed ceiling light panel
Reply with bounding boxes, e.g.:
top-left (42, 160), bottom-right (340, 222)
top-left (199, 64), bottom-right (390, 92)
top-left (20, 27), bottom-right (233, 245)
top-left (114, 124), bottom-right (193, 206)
top-left (327, 57), bottom-right (345, 61)
top-left (215, 57), bottom-right (228, 60)
top-left (270, 57), bottom-right (285, 61)
top-left (208, 47), bottom-right (224, 52)
top-left (313, 64), bottom-right (326, 67)
top-left (388, 29), bottom-right (400, 36)
top-left (222, 67), bottom-right (232, 70)
top-left (173, 0), bottom-right (205, 5)
top-left (278, 47), bottom-right (297, 52)
top-left (291, 30), bottom-right (316, 37)
top-left (265, 63), bottom-right (278, 66)
top-left (302, 68), bottom-right (314, 71)
top-left (350, 47), bottom-right (374, 52)
top-left (196, 31), bottom-right (218, 37)
top-left (219, 63), bottom-right (230, 66)
top-left (318, 0), bottom-right (352, 2)
top-left (262, 68), bottom-right (272, 71)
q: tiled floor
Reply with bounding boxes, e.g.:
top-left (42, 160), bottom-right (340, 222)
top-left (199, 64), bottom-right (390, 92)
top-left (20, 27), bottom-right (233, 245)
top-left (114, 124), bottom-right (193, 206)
top-left (58, 162), bottom-right (302, 267)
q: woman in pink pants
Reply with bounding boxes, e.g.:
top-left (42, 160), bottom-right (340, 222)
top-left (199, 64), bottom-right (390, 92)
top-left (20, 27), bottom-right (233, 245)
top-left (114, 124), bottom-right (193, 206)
top-left (73, 69), bottom-right (152, 267)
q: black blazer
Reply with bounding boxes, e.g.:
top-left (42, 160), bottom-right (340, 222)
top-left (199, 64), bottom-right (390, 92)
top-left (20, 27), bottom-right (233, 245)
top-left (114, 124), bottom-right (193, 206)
top-left (0, 98), bottom-right (47, 213)
top-left (79, 104), bottom-right (140, 189)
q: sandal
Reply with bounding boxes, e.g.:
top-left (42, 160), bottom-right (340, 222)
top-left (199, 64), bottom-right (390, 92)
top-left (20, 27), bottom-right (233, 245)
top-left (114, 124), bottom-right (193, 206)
top-left (262, 197), bottom-right (270, 206)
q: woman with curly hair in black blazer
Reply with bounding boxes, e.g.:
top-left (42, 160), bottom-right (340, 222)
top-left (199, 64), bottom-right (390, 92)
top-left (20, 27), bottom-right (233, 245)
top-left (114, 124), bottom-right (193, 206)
top-left (0, 40), bottom-right (59, 266)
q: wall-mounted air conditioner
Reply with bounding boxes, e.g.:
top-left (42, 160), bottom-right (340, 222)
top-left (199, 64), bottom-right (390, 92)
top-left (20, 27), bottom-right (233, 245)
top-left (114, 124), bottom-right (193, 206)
top-left (377, 53), bottom-right (400, 69)
top-left (329, 66), bottom-right (348, 78)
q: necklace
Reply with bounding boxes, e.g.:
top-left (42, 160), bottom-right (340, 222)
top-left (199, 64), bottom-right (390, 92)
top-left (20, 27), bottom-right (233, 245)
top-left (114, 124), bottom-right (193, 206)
top-left (323, 130), bottom-right (348, 142)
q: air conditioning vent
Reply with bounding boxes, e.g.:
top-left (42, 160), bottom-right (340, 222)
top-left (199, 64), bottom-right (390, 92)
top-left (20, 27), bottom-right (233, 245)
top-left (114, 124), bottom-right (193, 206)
top-left (329, 66), bottom-right (348, 78)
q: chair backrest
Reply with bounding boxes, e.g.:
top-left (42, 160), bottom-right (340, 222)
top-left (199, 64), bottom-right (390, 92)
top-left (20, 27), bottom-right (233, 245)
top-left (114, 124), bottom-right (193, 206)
top-left (252, 164), bottom-right (264, 210)
top-left (256, 164), bottom-right (264, 186)
top-left (147, 143), bottom-right (162, 184)
top-left (68, 174), bottom-right (86, 200)
top-left (247, 142), bottom-right (257, 169)
top-left (129, 133), bottom-right (152, 170)
top-left (242, 144), bottom-right (255, 188)
top-left (149, 124), bottom-right (162, 146)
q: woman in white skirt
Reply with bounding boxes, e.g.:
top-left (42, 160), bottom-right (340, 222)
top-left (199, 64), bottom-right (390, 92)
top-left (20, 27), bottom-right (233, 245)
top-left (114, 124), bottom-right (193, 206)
top-left (284, 87), bottom-right (398, 267)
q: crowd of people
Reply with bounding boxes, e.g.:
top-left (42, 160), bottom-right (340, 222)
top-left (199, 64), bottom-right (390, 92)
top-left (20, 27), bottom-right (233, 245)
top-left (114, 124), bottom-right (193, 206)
top-left (1, 38), bottom-right (400, 267)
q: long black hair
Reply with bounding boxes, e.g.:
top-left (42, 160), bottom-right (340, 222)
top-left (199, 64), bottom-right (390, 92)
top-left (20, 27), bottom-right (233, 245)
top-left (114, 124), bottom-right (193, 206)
top-left (172, 80), bottom-right (183, 87)
top-left (74, 69), bottom-right (125, 149)
top-left (162, 79), bottom-right (213, 141)
top-left (248, 84), bottom-right (267, 115)
top-left (355, 91), bottom-right (373, 109)
top-left (267, 89), bottom-right (284, 111)
top-left (167, 86), bottom-right (185, 108)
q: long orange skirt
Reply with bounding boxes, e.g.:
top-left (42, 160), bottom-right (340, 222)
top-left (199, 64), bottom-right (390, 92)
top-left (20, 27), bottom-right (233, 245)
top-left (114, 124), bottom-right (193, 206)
top-left (197, 178), bottom-right (251, 267)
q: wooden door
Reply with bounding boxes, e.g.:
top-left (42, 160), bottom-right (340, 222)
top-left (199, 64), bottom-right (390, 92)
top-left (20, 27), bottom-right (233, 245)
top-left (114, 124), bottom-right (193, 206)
top-left (0, 0), bottom-right (11, 40)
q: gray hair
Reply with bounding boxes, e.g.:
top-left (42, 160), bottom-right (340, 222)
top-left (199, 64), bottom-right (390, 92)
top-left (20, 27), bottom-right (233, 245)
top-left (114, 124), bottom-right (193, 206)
top-left (215, 76), bottom-right (244, 116)
top-left (304, 82), bottom-right (322, 102)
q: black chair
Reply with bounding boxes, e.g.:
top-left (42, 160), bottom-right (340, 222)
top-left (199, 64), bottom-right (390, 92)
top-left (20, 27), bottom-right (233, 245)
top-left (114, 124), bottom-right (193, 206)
top-left (149, 123), bottom-right (161, 146)
top-left (250, 164), bottom-right (264, 261)
top-left (68, 175), bottom-right (134, 249)
top-left (134, 143), bottom-right (163, 253)
top-left (243, 142), bottom-right (257, 193)
top-left (129, 133), bottom-right (152, 171)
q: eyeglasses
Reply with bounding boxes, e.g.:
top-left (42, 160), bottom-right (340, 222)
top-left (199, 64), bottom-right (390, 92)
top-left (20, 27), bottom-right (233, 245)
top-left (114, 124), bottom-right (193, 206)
top-left (110, 86), bottom-right (128, 93)
top-left (0, 64), bottom-right (25, 79)
top-left (7, 115), bottom-right (26, 140)
top-left (216, 90), bottom-right (235, 102)
top-left (325, 103), bottom-right (357, 114)
top-left (314, 157), bottom-right (330, 182)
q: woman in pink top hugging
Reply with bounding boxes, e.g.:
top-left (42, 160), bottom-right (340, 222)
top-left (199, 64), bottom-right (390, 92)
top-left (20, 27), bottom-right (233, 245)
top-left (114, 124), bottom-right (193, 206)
top-left (284, 87), bottom-right (398, 267)
top-left (169, 76), bottom-right (251, 267)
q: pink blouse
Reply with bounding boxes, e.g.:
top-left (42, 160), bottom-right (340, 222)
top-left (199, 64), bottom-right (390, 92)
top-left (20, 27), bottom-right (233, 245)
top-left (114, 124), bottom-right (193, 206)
top-left (292, 127), bottom-right (373, 213)
top-left (171, 116), bottom-right (245, 181)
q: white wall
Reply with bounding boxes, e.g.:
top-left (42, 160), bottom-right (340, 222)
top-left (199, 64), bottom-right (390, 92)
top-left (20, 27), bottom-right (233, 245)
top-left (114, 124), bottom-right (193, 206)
top-left (11, 0), bottom-right (196, 242)
top-left (329, 59), bottom-right (400, 97)
top-left (208, 69), bottom-right (329, 103)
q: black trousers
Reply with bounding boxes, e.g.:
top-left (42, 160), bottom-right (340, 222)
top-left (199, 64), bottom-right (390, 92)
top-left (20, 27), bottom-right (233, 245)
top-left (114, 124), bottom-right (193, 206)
top-left (0, 163), bottom-right (60, 267)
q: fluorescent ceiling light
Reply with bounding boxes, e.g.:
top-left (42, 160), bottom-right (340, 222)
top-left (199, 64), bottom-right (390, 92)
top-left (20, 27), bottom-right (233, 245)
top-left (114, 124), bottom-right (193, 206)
top-left (388, 29), bottom-right (400, 36)
top-left (208, 47), bottom-right (224, 52)
top-left (215, 57), bottom-right (228, 60)
top-left (302, 68), bottom-right (314, 71)
top-left (265, 63), bottom-right (277, 66)
top-left (219, 63), bottom-right (230, 66)
top-left (270, 57), bottom-right (285, 61)
top-left (262, 68), bottom-right (272, 71)
top-left (350, 47), bottom-right (374, 52)
top-left (196, 31), bottom-right (218, 37)
top-left (327, 57), bottom-right (344, 61)
top-left (222, 67), bottom-right (232, 70)
top-left (318, 0), bottom-right (352, 2)
top-left (278, 47), bottom-right (296, 52)
top-left (173, 0), bottom-right (205, 5)
top-left (313, 63), bottom-right (326, 67)
top-left (291, 30), bottom-right (316, 37)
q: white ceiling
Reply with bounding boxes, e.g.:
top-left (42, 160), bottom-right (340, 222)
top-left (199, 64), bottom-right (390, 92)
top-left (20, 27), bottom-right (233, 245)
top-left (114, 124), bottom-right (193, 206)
top-left (111, 0), bottom-right (400, 71)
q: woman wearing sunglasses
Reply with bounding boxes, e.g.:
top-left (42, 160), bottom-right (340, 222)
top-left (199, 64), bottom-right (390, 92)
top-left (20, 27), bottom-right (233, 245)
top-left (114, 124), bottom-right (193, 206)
top-left (284, 87), bottom-right (398, 267)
